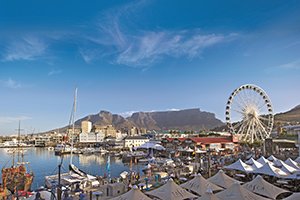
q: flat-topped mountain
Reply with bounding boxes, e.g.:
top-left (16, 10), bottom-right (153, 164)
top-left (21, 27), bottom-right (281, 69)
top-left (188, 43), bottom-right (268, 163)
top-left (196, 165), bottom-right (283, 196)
top-left (57, 108), bottom-right (224, 132)
top-left (128, 108), bottom-right (224, 130)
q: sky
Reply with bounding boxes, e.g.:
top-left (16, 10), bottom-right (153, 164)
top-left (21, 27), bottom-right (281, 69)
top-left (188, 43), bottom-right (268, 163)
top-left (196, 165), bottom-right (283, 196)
top-left (0, 0), bottom-right (300, 135)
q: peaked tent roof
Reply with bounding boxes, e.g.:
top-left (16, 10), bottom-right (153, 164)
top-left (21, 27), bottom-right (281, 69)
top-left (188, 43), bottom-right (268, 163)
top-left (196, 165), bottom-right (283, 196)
top-left (223, 159), bottom-right (253, 173)
top-left (243, 175), bottom-right (288, 199)
top-left (110, 186), bottom-right (152, 200)
top-left (285, 171), bottom-right (300, 180)
top-left (136, 142), bottom-right (165, 150)
top-left (216, 182), bottom-right (269, 200)
top-left (246, 158), bottom-right (263, 169)
top-left (146, 179), bottom-right (197, 200)
top-left (207, 170), bottom-right (242, 189)
top-left (283, 193), bottom-right (300, 200)
top-left (181, 174), bottom-right (223, 196)
top-left (198, 187), bottom-right (220, 200)
top-left (267, 155), bottom-right (278, 162)
top-left (256, 156), bottom-right (271, 165)
top-left (294, 157), bottom-right (300, 164)
top-left (251, 162), bottom-right (288, 177)
top-left (274, 160), bottom-right (299, 174)
top-left (285, 158), bottom-right (300, 170)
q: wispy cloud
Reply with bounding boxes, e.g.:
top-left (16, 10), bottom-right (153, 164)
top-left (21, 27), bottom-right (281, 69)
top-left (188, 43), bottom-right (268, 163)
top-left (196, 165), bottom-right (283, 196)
top-left (48, 69), bottom-right (62, 76)
top-left (0, 78), bottom-right (22, 89)
top-left (278, 60), bottom-right (300, 70)
top-left (0, 116), bottom-right (32, 124)
top-left (2, 36), bottom-right (47, 62)
top-left (79, 1), bottom-right (238, 67)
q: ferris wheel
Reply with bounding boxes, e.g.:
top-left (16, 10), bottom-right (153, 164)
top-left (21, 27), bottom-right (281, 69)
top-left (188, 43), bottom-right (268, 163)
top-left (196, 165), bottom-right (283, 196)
top-left (225, 84), bottom-right (274, 143)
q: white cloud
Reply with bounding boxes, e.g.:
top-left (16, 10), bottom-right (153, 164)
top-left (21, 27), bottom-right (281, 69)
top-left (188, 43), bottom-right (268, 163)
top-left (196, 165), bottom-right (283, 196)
top-left (2, 36), bottom-right (47, 61)
top-left (48, 69), bottom-right (62, 76)
top-left (278, 60), bottom-right (300, 70)
top-left (0, 78), bottom-right (22, 89)
top-left (79, 1), bottom-right (238, 67)
top-left (0, 116), bottom-right (32, 124)
top-left (119, 111), bottom-right (138, 118)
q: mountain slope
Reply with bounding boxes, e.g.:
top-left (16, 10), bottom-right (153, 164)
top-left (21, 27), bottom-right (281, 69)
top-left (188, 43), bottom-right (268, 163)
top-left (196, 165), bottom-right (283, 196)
top-left (275, 105), bottom-right (300, 123)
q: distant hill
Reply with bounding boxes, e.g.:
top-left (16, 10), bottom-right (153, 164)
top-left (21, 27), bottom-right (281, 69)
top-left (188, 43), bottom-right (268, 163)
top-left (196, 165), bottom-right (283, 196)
top-left (274, 105), bottom-right (300, 123)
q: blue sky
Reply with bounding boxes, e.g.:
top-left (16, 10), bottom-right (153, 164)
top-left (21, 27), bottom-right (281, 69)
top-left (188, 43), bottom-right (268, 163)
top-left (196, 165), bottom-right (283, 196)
top-left (0, 0), bottom-right (300, 134)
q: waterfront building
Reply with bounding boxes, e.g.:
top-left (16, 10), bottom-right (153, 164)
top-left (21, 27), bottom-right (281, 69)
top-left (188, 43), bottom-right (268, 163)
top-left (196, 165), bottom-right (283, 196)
top-left (124, 136), bottom-right (149, 149)
top-left (130, 127), bottom-right (139, 136)
top-left (81, 120), bottom-right (92, 133)
top-left (93, 125), bottom-right (117, 137)
top-left (79, 131), bottom-right (105, 143)
top-left (34, 135), bottom-right (51, 147)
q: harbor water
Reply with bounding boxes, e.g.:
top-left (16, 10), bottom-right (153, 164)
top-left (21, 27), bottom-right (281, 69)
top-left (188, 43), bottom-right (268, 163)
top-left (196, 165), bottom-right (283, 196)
top-left (0, 148), bottom-right (143, 190)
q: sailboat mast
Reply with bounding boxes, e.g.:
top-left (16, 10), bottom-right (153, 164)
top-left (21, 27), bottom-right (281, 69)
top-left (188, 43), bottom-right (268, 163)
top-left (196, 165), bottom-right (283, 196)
top-left (70, 88), bottom-right (77, 165)
top-left (17, 120), bottom-right (21, 164)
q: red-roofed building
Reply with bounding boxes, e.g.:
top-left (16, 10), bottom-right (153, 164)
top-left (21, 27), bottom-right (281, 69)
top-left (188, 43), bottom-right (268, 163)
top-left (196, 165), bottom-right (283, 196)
top-left (161, 136), bottom-right (239, 151)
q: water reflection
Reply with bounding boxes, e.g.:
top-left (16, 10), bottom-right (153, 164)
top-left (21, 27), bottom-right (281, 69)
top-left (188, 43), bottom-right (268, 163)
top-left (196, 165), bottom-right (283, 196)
top-left (0, 148), bottom-right (143, 190)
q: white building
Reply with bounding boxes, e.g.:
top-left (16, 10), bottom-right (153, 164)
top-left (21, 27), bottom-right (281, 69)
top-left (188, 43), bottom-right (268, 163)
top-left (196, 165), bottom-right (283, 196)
top-left (124, 136), bottom-right (149, 149)
top-left (79, 132), bottom-right (105, 143)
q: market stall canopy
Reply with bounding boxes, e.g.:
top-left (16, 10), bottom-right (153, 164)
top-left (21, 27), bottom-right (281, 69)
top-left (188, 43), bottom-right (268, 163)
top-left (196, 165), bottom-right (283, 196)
top-left (185, 147), bottom-right (194, 152)
top-left (285, 158), bottom-right (300, 170)
top-left (251, 162), bottom-right (288, 177)
top-left (267, 155), bottom-right (278, 162)
top-left (216, 182), bottom-right (270, 200)
top-left (285, 171), bottom-right (300, 180)
top-left (223, 159), bottom-right (253, 173)
top-left (273, 160), bottom-right (299, 174)
top-left (135, 142), bottom-right (165, 151)
top-left (243, 175), bottom-right (289, 199)
top-left (146, 178), bottom-right (197, 200)
top-left (181, 174), bottom-right (223, 196)
top-left (198, 187), bottom-right (221, 200)
top-left (283, 192), bottom-right (300, 200)
top-left (195, 148), bottom-right (207, 153)
top-left (207, 170), bottom-right (242, 189)
top-left (110, 185), bottom-right (152, 200)
top-left (245, 158), bottom-right (263, 169)
top-left (256, 156), bottom-right (271, 165)
top-left (294, 157), bottom-right (300, 164)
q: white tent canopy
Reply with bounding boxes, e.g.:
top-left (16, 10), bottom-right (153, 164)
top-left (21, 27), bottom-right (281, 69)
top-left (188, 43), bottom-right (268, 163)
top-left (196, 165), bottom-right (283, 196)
top-left (110, 186), bottom-right (152, 200)
top-left (181, 174), bottom-right (223, 196)
top-left (294, 157), bottom-right (300, 164)
top-left (245, 158), bottom-right (263, 169)
top-left (267, 155), bottom-right (278, 162)
top-left (216, 182), bottom-right (269, 200)
top-left (285, 171), bottom-right (300, 180)
top-left (135, 142), bottom-right (165, 151)
top-left (243, 175), bottom-right (288, 199)
top-left (257, 156), bottom-right (271, 165)
top-left (185, 147), bottom-right (194, 152)
top-left (251, 162), bottom-right (288, 177)
top-left (223, 159), bottom-right (253, 173)
top-left (146, 179), bottom-right (197, 200)
top-left (273, 159), bottom-right (299, 174)
top-left (283, 193), bottom-right (300, 200)
top-left (198, 187), bottom-right (220, 200)
top-left (207, 170), bottom-right (242, 189)
top-left (285, 158), bottom-right (300, 170)
top-left (195, 148), bottom-right (207, 153)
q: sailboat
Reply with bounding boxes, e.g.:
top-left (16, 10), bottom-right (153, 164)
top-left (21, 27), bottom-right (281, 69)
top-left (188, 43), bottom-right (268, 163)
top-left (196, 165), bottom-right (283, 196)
top-left (0, 121), bottom-right (34, 199)
top-left (45, 88), bottom-right (99, 192)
